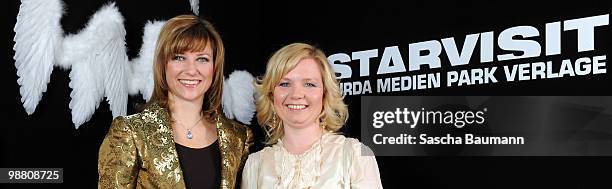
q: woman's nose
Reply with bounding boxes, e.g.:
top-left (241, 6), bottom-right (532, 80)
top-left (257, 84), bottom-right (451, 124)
top-left (289, 85), bottom-right (305, 99)
top-left (184, 59), bottom-right (198, 75)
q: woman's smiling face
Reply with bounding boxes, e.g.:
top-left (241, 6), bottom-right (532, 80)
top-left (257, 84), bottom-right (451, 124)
top-left (165, 44), bottom-right (214, 103)
top-left (273, 58), bottom-right (324, 129)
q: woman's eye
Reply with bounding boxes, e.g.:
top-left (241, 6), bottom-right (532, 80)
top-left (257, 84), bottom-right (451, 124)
top-left (305, 83), bottom-right (317, 87)
top-left (278, 82), bottom-right (290, 87)
top-left (196, 57), bottom-right (210, 63)
top-left (172, 55), bottom-right (185, 61)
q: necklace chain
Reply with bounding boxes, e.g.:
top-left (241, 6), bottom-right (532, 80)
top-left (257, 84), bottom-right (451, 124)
top-left (175, 114), bottom-right (203, 140)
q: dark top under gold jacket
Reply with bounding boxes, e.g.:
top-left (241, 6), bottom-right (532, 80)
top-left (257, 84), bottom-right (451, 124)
top-left (98, 103), bottom-right (253, 189)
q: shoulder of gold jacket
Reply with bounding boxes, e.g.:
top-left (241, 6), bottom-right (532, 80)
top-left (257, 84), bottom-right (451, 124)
top-left (219, 116), bottom-right (254, 147)
top-left (99, 103), bottom-right (185, 188)
top-left (99, 103), bottom-right (253, 189)
top-left (217, 114), bottom-right (254, 189)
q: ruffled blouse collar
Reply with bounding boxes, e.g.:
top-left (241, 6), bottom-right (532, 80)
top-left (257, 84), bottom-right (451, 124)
top-left (271, 132), bottom-right (333, 188)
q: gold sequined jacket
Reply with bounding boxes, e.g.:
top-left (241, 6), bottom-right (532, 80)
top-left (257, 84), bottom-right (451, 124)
top-left (98, 103), bottom-right (253, 189)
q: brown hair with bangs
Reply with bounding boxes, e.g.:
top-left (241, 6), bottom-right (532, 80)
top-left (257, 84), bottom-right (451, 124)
top-left (149, 14), bottom-right (225, 120)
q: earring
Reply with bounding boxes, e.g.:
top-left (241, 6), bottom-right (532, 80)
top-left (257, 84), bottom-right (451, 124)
top-left (271, 113), bottom-right (277, 128)
top-left (320, 120), bottom-right (326, 130)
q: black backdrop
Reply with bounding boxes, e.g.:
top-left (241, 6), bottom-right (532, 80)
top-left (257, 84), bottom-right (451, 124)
top-left (3, 0), bottom-right (612, 188)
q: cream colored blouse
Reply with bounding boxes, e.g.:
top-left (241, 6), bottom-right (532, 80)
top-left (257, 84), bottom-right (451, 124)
top-left (242, 133), bottom-right (383, 189)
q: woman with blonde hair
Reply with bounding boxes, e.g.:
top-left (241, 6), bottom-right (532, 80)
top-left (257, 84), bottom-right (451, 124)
top-left (242, 43), bottom-right (382, 188)
top-left (98, 15), bottom-right (252, 189)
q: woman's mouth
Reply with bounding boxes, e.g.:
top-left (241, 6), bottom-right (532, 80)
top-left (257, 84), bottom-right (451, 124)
top-left (179, 79), bottom-right (201, 87)
top-left (286, 104), bottom-right (308, 110)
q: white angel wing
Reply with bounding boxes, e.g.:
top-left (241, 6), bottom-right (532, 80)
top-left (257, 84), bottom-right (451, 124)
top-left (222, 70), bottom-right (256, 124)
top-left (67, 56), bottom-right (104, 127)
top-left (13, 1), bottom-right (207, 128)
top-left (189, 0), bottom-right (200, 15)
top-left (60, 3), bottom-right (128, 128)
top-left (13, 0), bottom-right (63, 114)
top-left (128, 20), bottom-right (166, 101)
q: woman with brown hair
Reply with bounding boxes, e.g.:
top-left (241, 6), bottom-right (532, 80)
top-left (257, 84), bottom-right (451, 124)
top-left (98, 15), bottom-right (252, 189)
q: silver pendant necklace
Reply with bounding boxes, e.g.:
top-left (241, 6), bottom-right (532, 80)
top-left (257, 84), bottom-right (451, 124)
top-left (177, 115), bottom-right (203, 140)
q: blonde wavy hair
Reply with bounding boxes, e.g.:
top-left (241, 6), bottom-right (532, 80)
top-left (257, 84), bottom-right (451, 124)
top-left (148, 15), bottom-right (225, 120)
top-left (256, 43), bottom-right (348, 145)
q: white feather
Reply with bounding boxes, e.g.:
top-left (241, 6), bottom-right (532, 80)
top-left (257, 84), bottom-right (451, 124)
top-left (128, 20), bottom-right (166, 101)
top-left (222, 70), bottom-right (256, 124)
top-left (13, 0), bottom-right (217, 128)
top-left (189, 0), bottom-right (200, 15)
top-left (13, 0), bottom-right (63, 114)
top-left (61, 3), bottom-right (128, 128)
